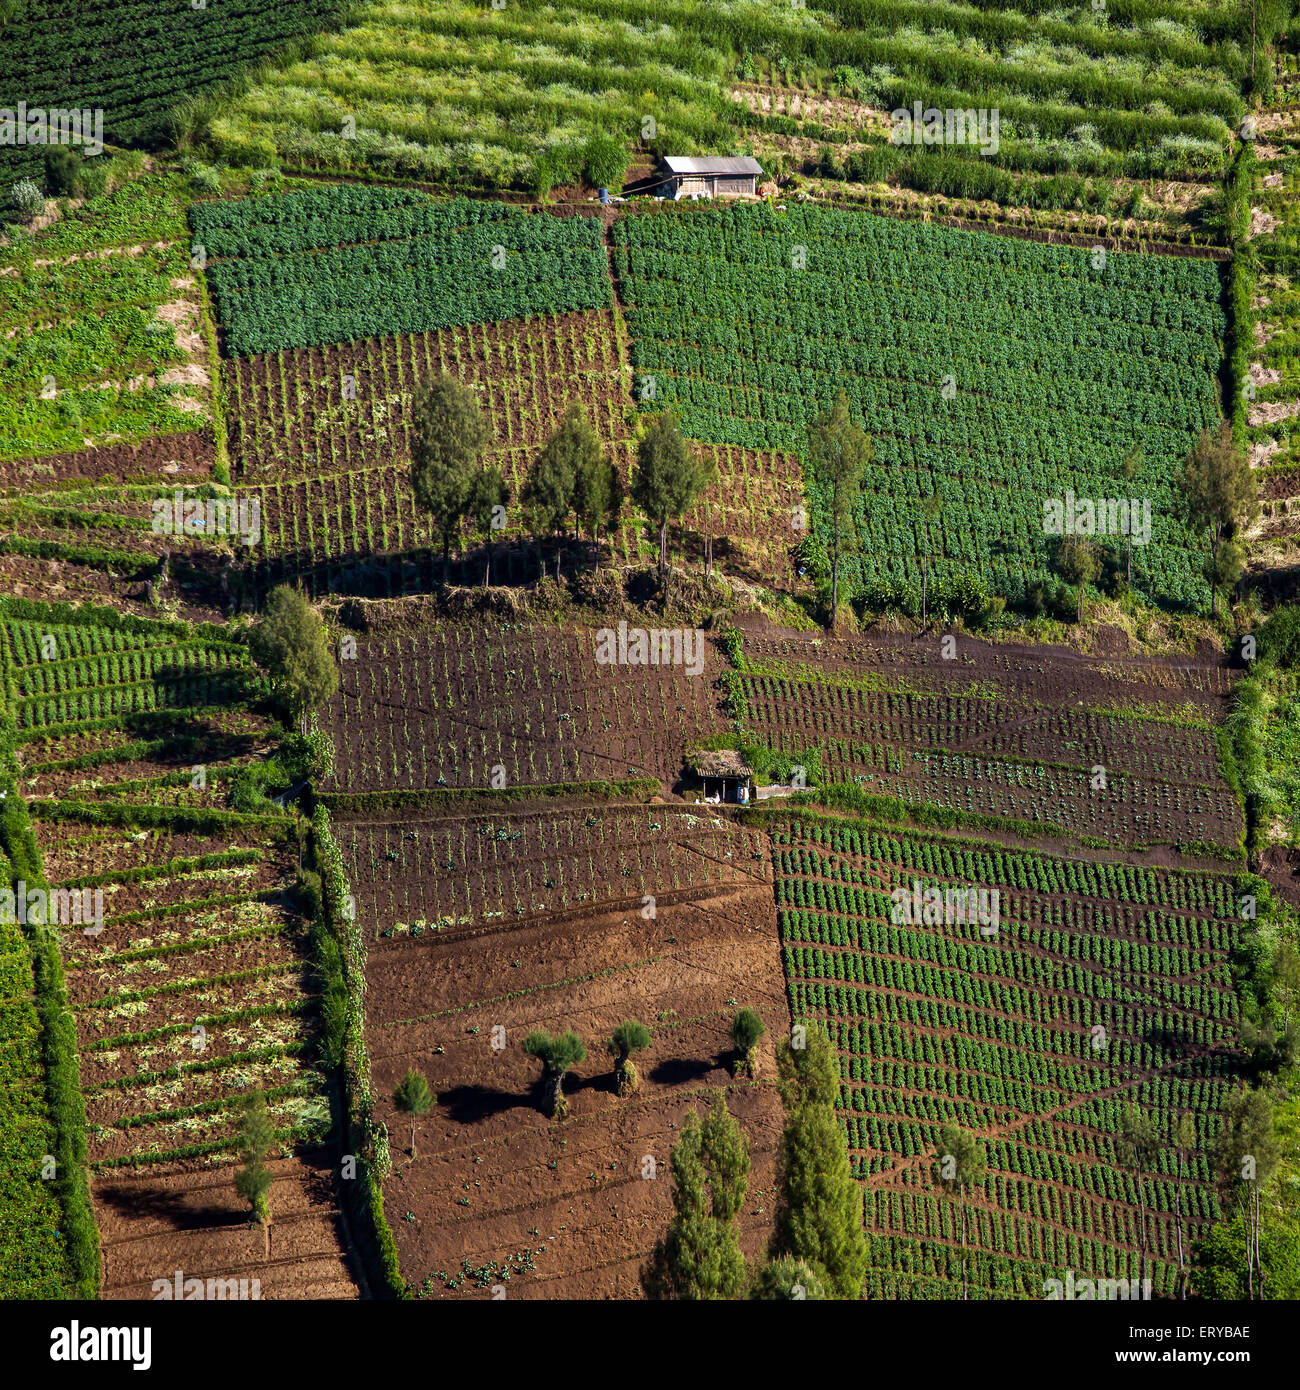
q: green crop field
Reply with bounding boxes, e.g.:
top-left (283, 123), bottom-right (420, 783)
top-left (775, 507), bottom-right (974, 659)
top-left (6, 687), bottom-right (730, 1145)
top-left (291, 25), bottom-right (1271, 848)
top-left (0, 171), bottom-right (212, 463)
top-left (204, 0), bottom-right (1250, 223)
top-left (0, 0), bottom-right (1297, 1329)
top-left (190, 185), bottom-right (613, 357)
top-left (769, 812), bottom-right (1242, 1298)
top-left (615, 200), bottom-right (1226, 608)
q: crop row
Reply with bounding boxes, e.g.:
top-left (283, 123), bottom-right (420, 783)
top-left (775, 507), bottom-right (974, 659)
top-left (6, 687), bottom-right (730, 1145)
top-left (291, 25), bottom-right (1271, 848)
top-left (771, 824), bottom-right (1240, 912)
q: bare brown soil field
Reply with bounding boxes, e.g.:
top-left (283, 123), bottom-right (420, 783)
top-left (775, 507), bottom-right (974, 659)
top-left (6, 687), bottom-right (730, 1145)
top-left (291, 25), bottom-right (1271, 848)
top-left (341, 803), bottom-right (770, 936)
top-left (0, 429), bottom-right (215, 490)
top-left (321, 622), bottom-right (727, 794)
top-left (367, 879), bottom-right (789, 1298)
top-left (734, 623), bottom-right (1243, 852)
top-left (94, 1155), bottom-right (357, 1300)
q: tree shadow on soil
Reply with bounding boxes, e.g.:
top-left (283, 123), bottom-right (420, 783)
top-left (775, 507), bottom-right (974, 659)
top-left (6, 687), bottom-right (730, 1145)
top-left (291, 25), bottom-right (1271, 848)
top-left (439, 1081), bottom-right (537, 1125)
top-left (95, 1181), bottom-right (245, 1231)
top-left (648, 1053), bottom-right (728, 1086)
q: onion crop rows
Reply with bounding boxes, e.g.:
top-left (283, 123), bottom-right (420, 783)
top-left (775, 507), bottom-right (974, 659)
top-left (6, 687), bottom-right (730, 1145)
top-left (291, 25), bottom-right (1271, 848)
top-left (771, 812), bottom-right (1241, 1295)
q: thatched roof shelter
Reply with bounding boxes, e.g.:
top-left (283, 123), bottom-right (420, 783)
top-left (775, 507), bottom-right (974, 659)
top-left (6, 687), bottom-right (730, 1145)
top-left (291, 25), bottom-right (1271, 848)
top-left (691, 749), bottom-right (754, 781)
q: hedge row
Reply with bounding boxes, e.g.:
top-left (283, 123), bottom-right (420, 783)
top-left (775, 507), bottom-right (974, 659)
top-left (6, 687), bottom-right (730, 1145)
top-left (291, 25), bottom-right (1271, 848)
top-left (310, 805), bottom-right (405, 1298)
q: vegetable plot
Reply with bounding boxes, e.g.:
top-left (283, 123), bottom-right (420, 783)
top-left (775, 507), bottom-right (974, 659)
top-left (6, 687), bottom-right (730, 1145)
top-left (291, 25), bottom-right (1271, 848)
top-left (613, 202), bottom-right (1226, 607)
top-left (770, 813), bottom-right (1243, 1299)
top-left (192, 188), bottom-right (613, 357)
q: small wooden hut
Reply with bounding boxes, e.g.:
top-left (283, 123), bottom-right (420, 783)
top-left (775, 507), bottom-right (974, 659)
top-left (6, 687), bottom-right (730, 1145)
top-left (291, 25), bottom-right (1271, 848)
top-left (692, 749), bottom-right (755, 805)
top-left (662, 156), bottom-right (763, 200)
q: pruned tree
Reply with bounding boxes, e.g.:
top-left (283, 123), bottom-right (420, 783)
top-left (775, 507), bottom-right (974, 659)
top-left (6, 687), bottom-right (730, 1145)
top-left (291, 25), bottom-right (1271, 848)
top-left (644, 1091), bottom-right (749, 1299)
top-left (409, 372), bottom-right (490, 581)
top-left (1116, 1103), bottom-right (1161, 1295)
top-left (607, 1019), bottom-right (652, 1097)
top-left (731, 1007), bottom-right (765, 1079)
top-left (393, 1067), bottom-right (435, 1159)
top-left (234, 1090), bottom-right (276, 1256)
top-left (1055, 535), bottom-right (1100, 623)
top-left (934, 1123), bottom-right (987, 1301)
top-left (466, 466), bottom-right (509, 586)
top-left (523, 1030), bottom-right (586, 1119)
top-left (772, 1025), bottom-right (868, 1299)
top-left (1181, 422), bottom-right (1259, 618)
top-left (248, 585), bottom-right (339, 734)
top-left (750, 1256), bottom-right (828, 1300)
top-left (1212, 1085), bottom-right (1278, 1298)
top-left (631, 412), bottom-right (714, 585)
top-left (807, 390), bottom-right (871, 622)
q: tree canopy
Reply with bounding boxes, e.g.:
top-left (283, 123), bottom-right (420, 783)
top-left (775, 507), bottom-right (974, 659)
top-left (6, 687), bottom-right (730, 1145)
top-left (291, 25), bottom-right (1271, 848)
top-left (607, 1019), bottom-right (652, 1097)
top-left (393, 1068), bottom-right (435, 1158)
top-left (644, 1091), bottom-right (749, 1299)
top-left (1181, 422), bottom-right (1258, 617)
top-left (631, 412), bottom-right (715, 584)
top-left (409, 372), bottom-right (491, 574)
top-left (771, 1025), bottom-right (867, 1299)
top-left (523, 1030), bottom-right (587, 1118)
top-left (248, 585), bottom-right (339, 729)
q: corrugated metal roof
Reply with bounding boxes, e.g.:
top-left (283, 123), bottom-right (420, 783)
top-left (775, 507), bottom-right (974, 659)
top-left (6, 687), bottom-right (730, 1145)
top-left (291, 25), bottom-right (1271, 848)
top-left (664, 156), bottom-right (763, 176)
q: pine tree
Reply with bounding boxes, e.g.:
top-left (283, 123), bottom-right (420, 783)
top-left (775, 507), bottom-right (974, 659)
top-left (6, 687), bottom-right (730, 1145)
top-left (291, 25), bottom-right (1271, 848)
top-left (750, 1256), bottom-right (828, 1300)
top-left (1181, 422), bottom-right (1258, 618)
top-left (631, 412), bottom-right (714, 585)
top-left (1212, 1085), bottom-right (1278, 1298)
top-left (771, 1025), bottom-right (868, 1299)
top-left (1116, 1103), bottom-right (1161, 1295)
top-left (234, 1091), bottom-right (276, 1256)
top-left (645, 1091), bottom-right (749, 1299)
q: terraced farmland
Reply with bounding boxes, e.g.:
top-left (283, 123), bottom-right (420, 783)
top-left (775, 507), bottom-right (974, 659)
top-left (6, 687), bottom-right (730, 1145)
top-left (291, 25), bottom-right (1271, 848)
top-left (767, 812), bottom-right (1243, 1298)
top-left (614, 201), bottom-right (1227, 609)
top-left (730, 625), bottom-right (1244, 854)
top-left (206, 0), bottom-right (1249, 234)
top-left (0, 1), bottom-right (347, 182)
top-left (365, 865), bottom-right (788, 1298)
top-left (2, 600), bottom-right (359, 1299)
top-left (342, 803), bottom-right (770, 937)
top-left (321, 622), bottom-right (727, 794)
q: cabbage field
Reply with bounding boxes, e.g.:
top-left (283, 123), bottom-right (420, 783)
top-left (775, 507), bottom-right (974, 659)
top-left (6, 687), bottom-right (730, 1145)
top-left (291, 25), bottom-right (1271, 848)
top-left (614, 201), bottom-right (1227, 607)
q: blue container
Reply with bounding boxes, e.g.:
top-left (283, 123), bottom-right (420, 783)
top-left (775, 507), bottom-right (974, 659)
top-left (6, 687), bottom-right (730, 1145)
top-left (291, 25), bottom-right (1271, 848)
top-left (598, 187), bottom-right (610, 204)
